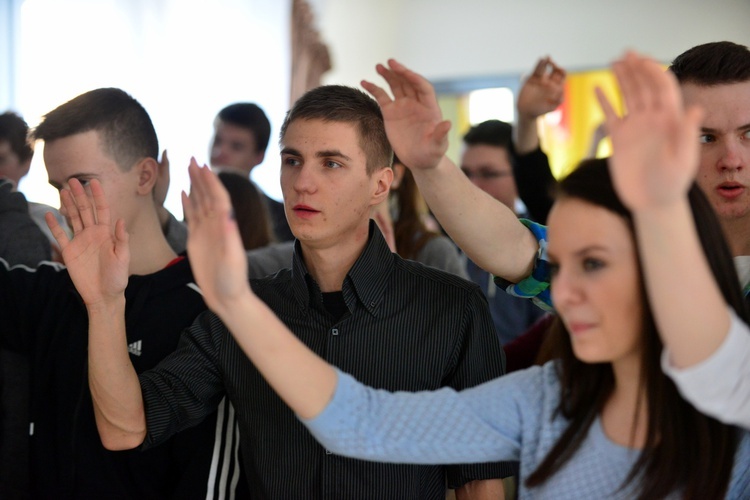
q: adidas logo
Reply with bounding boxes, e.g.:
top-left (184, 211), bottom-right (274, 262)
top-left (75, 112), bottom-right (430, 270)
top-left (128, 340), bottom-right (142, 357)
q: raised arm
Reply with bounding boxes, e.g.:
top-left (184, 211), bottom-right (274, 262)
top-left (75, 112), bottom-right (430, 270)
top-left (361, 60), bottom-right (538, 283)
top-left (182, 161), bottom-right (337, 419)
top-left (514, 57), bottom-right (565, 223)
top-left (515, 57), bottom-right (565, 155)
top-left (47, 178), bottom-right (146, 449)
top-left (598, 52), bottom-right (729, 368)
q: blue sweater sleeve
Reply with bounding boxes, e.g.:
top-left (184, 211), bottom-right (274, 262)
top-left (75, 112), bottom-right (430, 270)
top-left (300, 367), bottom-right (548, 465)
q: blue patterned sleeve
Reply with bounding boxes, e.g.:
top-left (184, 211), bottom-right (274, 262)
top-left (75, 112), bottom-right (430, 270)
top-left (493, 219), bottom-right (553, 312)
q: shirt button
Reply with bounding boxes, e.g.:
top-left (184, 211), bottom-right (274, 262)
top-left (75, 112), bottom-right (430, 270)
top-left (331, 328), bottom-right (339, 336)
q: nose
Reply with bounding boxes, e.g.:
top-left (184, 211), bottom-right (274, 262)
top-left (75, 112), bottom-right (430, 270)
top-left (550, 265), bottom-right (582, 311)
top-left (717, 140), bottom-right (744, 171)
top-left (290, 164), bottom-right (317, 194)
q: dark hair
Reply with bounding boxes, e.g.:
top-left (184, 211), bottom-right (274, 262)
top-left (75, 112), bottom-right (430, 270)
top-left (279, 85), bottom-right (393, 175)
top-left (669, 41), bottom-right (750, 86)
top-left (0, 112), bottom-right (33, 163)
top-left (217, 171), bottom-right (274, 250)
top-left (217, 103), bottom-right (271, 154)
top-left (526, 158), bottom-right (742, 499)
top-left (391, 154), bottom-right (439, 260)
top-left (32, 88), bottom-right (158, 171)
top-left (462, 119), bottom-right (517, 166)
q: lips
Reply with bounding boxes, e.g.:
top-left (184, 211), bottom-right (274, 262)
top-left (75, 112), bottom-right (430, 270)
top-left (292, 204), bottom-right (320, 219)
top-left (567, 322), bottom-right (596, 336)
top-left (717, 182), bottom-right (746, 200)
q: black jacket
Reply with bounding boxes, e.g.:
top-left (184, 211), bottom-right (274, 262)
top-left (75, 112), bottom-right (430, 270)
top-left (0, 257), bottom-right (245, 499)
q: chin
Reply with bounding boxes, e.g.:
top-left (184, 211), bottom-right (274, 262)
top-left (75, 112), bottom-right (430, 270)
top-left (570, 344), bottom-right (612, 365)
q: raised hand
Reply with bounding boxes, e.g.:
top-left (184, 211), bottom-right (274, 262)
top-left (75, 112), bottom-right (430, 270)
top-left (182, 158), bottom-right (252, 317)
top-left (46, 178), bottom-right (130, 307)
top-left (517, 57), bottom-right (566, 120)
top-left (596, 52), bottom-right (703, 211)
top-left (362, 59), bottom-right (452, 171)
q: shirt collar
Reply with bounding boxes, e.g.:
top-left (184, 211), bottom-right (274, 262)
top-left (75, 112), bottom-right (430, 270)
top-left (290, 220), bottom-right (395, 317)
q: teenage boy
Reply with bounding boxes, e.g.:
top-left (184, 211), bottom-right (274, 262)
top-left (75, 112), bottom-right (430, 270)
top-left (65, 85), bottom-right (511, 498)
top-left (0, 88), bottom-right (244, 498)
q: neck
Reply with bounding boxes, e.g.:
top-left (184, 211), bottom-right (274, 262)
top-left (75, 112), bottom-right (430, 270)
top-left (721, 216), bottom-right (750, 256)
top-left (127, 206), bottom-right (177, 276)
top-left (299, 224), bottom-right (370, 292)
top-left (601, 355), bottom-right (648, 448)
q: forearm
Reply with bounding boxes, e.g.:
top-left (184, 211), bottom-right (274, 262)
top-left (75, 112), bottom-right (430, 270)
top-left (87, 298), bottom-right (147, 450)
top-left (634, 200), bottom-right (730, 368)
top-left (411, 156), bottom-right (537, 282)
top-left (216, 289), bottom-right (337, 419)
top-left (454, 479), bottom-right (506, 500)
top-left (515, 113), bottom-right (540, 155)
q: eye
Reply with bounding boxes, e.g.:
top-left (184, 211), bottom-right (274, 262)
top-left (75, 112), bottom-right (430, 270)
top-left (582, 257), bottom-right (605, 272)
top-left (324, 160), bottom-right (342, 169)
top-left (743, 129), bottom-right (750, 140)
top-left (283, 157), bottom-right (301, 167)
top-left (699, 134), bottom-right (715, 144)
top-left (548, 262), bottom-right (560, 279)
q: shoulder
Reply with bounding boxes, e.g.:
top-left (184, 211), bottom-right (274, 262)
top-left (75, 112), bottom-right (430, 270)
top-left (415, 235), bottom-right (468, 279)
top-left (393, 253), bottom-right (479, 295)
top-left (247, 242), bottom-right (295, 279)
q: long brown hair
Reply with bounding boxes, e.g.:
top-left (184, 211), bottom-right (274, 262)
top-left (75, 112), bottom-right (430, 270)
top-left (218, 171), bottom-right (275, 250)
top-left (392, 157), bottom-right (440, 260)
top-left (526, 158), bottom-right (743, 499)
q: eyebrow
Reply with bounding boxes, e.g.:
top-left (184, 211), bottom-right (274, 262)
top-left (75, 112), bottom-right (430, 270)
top-left (48, 173), bottom-right (95, 190)
top-left (701, 123), bottom-right (750, 134)
top-left (548, 244), bottom-right (611, 261)
top-left (280, 147), bottom-right (352, 162)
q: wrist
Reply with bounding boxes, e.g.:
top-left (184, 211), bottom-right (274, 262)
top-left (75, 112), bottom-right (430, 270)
top-left (86, 295), bottom-right (127, 317)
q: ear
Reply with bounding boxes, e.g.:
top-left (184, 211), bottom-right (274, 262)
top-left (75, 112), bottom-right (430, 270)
top-left (370, 167), bottom-right (394, 207)
top-left (18, 157), bottom-right (31, 179)
top-left (252, 150), bottom-right (266, 168)
top-left (135, 157), bottom-right (159, 196)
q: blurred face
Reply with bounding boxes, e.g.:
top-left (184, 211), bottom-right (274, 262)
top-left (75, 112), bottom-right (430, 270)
top-left (0, 140), bottom-right (30, 185)
top-left (280, 118), bottom-right (391, 251)
top-left (547, 197), bottom-right (643, 364)
top-left (43, 130), bottom-right (141, 228)
top-left (683, 81), bottom-right (750, 223)
top-left (460, 144), bottom-right (518, 209)
top-left (210, 121), bottom-right (264, 174)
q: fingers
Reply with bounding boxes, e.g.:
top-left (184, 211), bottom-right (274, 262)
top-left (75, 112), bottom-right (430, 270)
top-left (68, 178), bottom-right (97, 230)
top-left (595, 86), bottom-right (619, 130)
top-left (387, 59), bottom-right (437, 102)
top-left (432, 120), bottom-right (453, 142)
top-left (187, 159), bottom-right (232, 224)
top-left (89, 179), bottom-right (111, 226)
top-left (375, 62), bottom-right (408, 99)
top-left (361, 80), bottom-right (393, 107)
top-left (530, 57), bottom-right (549, 78)
top-left (45, 211), bottom-right (70, 250)
top-left (114, 218), bottom-right (129, 256)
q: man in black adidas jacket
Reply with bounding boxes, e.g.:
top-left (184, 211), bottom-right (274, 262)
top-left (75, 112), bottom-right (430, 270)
top-left (0, 89), bottom-right (247, 499)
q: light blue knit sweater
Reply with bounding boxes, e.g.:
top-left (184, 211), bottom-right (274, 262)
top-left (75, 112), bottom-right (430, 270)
top-left (303, 361), bottom-right (750, 499)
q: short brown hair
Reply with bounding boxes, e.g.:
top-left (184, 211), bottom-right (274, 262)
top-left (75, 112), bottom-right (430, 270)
top-left (279, 85), bottom-right (392, 175)
top-left (669, 41), bottom-right (750, 86)
top-left (32, 88), bottom-right (158, 171)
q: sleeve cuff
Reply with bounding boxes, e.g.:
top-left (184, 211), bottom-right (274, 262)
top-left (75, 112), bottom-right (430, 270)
top-left (661, 308), bottom-right (750, 427)
top-left (494, 219), bottom-right (553, 312)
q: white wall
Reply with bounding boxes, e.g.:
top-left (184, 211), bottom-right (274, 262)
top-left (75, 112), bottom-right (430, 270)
top-left (13, 0), bottom-right (291, 215)
top-left (315, 0), bottom-right (750, 86)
